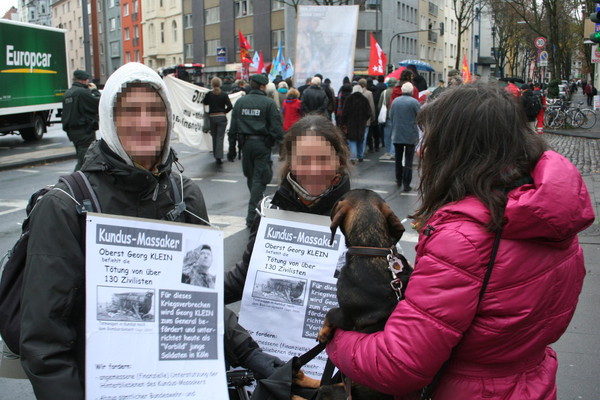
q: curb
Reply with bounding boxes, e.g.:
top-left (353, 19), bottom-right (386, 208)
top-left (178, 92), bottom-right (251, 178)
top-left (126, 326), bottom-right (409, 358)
top-left (0, 150), bottom-right (76, 172)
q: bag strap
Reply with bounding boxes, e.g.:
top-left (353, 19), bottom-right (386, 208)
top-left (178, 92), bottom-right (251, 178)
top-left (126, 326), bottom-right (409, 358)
top-left (59, 171), bottom-right (101, 214)
top-left (165, 174), bottom-right (187, 222)
top-left (297, 342), bottom-right (326, 367)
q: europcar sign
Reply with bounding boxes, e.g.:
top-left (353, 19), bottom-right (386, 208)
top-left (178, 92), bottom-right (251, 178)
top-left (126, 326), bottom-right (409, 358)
top-left (0, 20), bottom-right (68, 112)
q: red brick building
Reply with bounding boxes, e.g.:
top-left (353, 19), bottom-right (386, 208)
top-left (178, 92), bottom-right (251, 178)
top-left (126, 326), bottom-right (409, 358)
top-left (121, 0), bottom-right (143, 63)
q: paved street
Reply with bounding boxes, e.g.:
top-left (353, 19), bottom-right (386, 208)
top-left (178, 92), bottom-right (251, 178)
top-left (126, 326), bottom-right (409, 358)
top-left (0, 121), bottom-right (598, 399)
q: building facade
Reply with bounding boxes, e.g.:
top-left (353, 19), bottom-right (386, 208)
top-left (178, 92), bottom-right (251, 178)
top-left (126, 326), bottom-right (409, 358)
top-left (121, 0), bottom-right (143, 64)
top-left (19, 0), bottom-right (52, 26)
top-left (52, 0), bottom-right (85, 76)
top-left (142, 0), bottom-right (184, 70)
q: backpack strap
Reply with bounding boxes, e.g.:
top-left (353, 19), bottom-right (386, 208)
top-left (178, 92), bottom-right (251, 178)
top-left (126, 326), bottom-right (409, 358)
top-left (59, 171), bottom-right (101, 214)
top-left (165, 173), bottom-right (187, 222)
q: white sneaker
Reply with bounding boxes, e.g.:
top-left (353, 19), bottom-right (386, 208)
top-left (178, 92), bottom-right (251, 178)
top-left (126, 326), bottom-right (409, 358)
top-left (379, 153), bottom-right (394, 160)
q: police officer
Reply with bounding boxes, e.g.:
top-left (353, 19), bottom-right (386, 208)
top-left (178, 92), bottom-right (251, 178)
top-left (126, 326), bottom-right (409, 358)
top-left (62, 69), bottom-right (101, 171)
top-left (228, 74), bottom-right (283, 227)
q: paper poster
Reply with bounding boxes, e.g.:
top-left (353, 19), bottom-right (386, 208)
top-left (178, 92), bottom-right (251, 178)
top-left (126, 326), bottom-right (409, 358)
top-left (85, 213), bottom-right (227, 400)
top-left (238, 209), bottom-right (346, 378)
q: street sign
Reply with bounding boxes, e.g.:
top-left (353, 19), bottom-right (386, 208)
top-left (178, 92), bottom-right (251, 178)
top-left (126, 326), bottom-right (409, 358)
top-left (592, 44), bottom-right (600, 63)
top-left (534, 36), bottom-right (546, 49)
top-left (216, 47), bottom-right (227, 62)
top-left (539, 50), bottom-right (549, 66)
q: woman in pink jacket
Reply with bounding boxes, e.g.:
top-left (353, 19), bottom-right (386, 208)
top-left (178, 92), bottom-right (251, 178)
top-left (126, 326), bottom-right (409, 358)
top-left (326, 84), bottom-right (594, 399)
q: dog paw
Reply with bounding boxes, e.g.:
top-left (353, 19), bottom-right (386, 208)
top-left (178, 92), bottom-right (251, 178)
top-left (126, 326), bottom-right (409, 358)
top-left (293, 370), bottom-right (321, 389)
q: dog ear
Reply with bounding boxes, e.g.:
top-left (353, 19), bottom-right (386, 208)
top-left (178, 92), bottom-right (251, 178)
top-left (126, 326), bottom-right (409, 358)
top-left (381, 202), bottom-right (405, 243)
top-left (329, 199), bottom-right (348, 245)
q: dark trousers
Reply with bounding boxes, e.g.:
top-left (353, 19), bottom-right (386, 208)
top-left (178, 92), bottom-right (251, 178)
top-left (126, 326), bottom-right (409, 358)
top-left (209, 115), bottom-right (228, 160)
top-left (241, 139), bottom-right (273, 225)
top-left (67, 128), bottom-right (95, 171)
top-left (587, 94), bottom-right (594, 107)
top-left (394, 143), bottom-right (415, 189)
top-left (366, 124), bottom-right (381, 151)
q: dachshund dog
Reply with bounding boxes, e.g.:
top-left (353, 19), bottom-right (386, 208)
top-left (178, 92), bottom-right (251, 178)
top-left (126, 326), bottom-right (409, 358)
top-left (315, 189), bottom-right (411, 400)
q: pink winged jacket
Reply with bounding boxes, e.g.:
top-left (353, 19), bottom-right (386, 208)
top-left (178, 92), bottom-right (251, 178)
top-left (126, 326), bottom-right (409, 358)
top-left (326, 151), bottom-right (595, 399)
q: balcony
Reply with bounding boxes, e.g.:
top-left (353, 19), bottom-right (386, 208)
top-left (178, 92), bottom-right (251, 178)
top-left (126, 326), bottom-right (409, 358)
top-left (132, 38), bottom-right (139, 47)
top-left (132, 12), bottom-right (138, 22)
top-left (428, 31), bottom-right (438, 43)
top-left (429, 2), bottom-right (438, 16)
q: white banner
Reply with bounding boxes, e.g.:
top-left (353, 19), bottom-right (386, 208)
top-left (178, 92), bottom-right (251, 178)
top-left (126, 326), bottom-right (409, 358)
top-left (85, 213), bottom-right (227, 399)
top-left (238, 208), bottom-right (347, 378)
top-left (295, 5), bottom-right (359, 94)
top-left (163, 75), bottom-right (244, 151)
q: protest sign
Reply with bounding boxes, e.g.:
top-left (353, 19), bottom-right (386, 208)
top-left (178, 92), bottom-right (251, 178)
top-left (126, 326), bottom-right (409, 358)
top-left (238, 208), bottom-right (346, 377)
top-left (163, 75), bottom-right (243, 151)
top-left (85, 213), bottom-right (227, 399)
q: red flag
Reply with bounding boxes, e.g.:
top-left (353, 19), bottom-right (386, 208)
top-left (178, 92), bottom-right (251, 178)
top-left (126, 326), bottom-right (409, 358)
top-left (258, 51), bottom-right (265, 74)
top-left (368, 33), bottom-right (387, 76)
top-left (462, 55), bottom-right (472, 83)
top-left (239, 30), bottom-right (252, 64)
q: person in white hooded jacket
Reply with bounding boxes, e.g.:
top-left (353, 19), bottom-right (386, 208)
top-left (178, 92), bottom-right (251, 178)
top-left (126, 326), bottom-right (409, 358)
top-left (19, 63), bottom-right (283, 399)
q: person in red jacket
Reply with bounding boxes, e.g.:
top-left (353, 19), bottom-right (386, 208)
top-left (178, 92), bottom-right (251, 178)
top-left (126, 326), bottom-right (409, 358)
top-left (281, 88), bottom-right (303, 132)
top-left (326, 83), bottom-right (594, 400)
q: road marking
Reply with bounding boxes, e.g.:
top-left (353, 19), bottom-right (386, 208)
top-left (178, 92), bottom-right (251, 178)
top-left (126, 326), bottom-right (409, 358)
top-left (379, 160), bottom-right (395, 163)
top-left (401, 230), bottom-right (419, 244)
top-left (208, 215), bottom-right (247, 238)
top-left (266, 184), bottom-right (277, 187)
top-left (0, 200), bottom-right (28, 216)
top-left (37, 143), bottom-right (61, 149)
top-left (211, 179), bottom-right (237, 183)
top-left (15, 169), bottom-right (39, 173)
top-left (401, 192), bottom-right (418, 196)
top-left (372, 189), bottom-right (388, 194)
top-left (190, 178), bottom-right (203, 181)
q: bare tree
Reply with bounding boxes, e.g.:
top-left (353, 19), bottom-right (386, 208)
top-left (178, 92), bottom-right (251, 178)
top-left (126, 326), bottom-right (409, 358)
top-left (452, 0), bottom-right (477, 70)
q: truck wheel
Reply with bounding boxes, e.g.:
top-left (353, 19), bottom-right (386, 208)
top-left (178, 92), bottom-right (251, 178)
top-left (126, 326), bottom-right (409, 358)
top-left (21, 115), bottom-right (45, 141)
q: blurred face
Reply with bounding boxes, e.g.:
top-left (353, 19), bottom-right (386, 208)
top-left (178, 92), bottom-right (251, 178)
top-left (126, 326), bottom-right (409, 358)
top-left (114, 86), bottom-right (168, 170)
top-left (291, 134), bottom-right (339, 196)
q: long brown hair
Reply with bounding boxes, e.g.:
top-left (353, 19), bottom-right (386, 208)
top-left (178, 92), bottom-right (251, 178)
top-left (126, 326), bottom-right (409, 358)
top-left (413, 83), bottom-right (547, 231)
top-left (279, 115), bottom-right (350, 182)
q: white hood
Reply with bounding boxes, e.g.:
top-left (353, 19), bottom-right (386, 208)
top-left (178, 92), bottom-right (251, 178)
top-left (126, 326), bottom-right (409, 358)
top-left (99, 62), bottom-right (173, 167)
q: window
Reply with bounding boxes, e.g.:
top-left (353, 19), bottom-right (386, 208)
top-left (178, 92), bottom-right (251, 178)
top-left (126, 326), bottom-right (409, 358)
top-left (356, 30), bottom-right (368, 48)
top-left (78, 17), bottom-right (81, 27)
top-left (110, 18), bottom-right (116, 31)
top-left (160, 0), bottom-right (163, 7)
top-left (134, 25), bottom-right (139, 38)
top-left (149, 24), bottom-right (155, 48)
top-left (109, 0), bottom-right (115, 8)
top-left (272, 1), bottom-right (284, 10)
top-left (97, 21), bottom-right (101, 33)
top-left (206, 39), bottom-right (220, 56)
top-left (125, 28), bottom-right (130, 40)
top-left (420, 44), bottom-right (425, 59)
top-left (271, 29), bottom-right (285, 49)
top-left (235, 0), bottom-right (253, 17)
top-left (111, 41), bottom-right (119, 58)
top-left (124, 3), bottom-right (129, 16)
top-left (69, 39), bottom-right (73, 50)
top-left (172, 21), bottom-right (177, 42)
top-left (135, 50), bottom-right (140, 62)
top-left (69, 20), bottom-right (72, 30)
top-left (67, 0), bottom-right (70, 12)
top-left (160, 22), bottom-right (165, 43)
top-left (185, 43), bottom-right (193, 59)
top-left (184, 14), bottom-right (193, 29)
top-left (133, 0), bottom-right (138, 13)
top-left (420, 15), bottom-right (426, 30)
top-left (126, 52), bottom-right (131, 62)
top-left (204, 7), bottom-right (219, 24)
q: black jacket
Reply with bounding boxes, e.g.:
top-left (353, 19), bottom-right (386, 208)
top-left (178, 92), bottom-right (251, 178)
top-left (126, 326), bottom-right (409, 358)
top-left (61, 82), bottom-right (101, 131)
top-left (301, 85), bottom-right (329, 116)
top-left (19, 141), bottom-right (210, 400)
top-left (224, 175), bottom-right (351, 304)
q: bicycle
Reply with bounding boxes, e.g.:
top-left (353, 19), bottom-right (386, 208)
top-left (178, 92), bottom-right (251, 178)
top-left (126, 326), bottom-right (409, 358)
top-left (569, 102), bottom-right (596, 129)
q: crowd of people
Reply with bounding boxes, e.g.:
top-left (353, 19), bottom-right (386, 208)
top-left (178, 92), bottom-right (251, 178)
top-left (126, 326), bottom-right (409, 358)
top-left (9, 61), bottom-right (594, 400)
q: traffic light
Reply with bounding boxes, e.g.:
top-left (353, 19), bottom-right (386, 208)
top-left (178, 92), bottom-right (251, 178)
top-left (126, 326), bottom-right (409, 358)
top-left (591, 3), bottom-right (600, 43)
